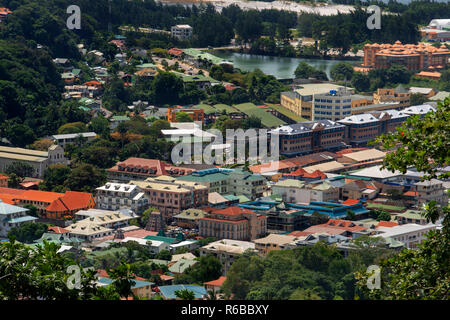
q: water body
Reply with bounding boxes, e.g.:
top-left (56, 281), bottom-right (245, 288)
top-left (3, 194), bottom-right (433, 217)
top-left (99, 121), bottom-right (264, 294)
top-left (213, 51), bottom-right (358, 79)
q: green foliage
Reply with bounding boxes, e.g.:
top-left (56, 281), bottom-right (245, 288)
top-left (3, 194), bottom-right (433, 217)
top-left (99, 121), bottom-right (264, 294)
top-left (330, 62), bottom-right (354, 81)
top-left (8, 222), bottom-right (48, 244)
top-left (39, 164), bottom-right (71, 192)
top-left (174, 288), bottom-right (196, 300)
top-left (409, 93), bottom-right (427, 106)
top-left (175, 112), bottom-right (193, 123)
top-left (63, 163), bottom-right (106, 193)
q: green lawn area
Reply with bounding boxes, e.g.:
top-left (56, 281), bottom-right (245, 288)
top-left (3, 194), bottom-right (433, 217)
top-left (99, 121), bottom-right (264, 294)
top-left (234, 102), bottom-right (286, 128)
top-left (87, 247), bottom-right (127, 258)
top-left (266, 103), bottom-right (307, 123)
top-left (366, 203), bottom-right (406, 212)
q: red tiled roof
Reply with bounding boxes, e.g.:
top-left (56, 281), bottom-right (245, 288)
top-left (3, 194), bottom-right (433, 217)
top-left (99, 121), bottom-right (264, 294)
top-left (97, 269), bottom-right (147, 281)
top-left (5, 189), bottom-right (63, 203)
top-left (376, 221), bottom-right (398, 228)
top-left (19, 181), bottom-right (40, 189)
top-left (0, 174), bottom-right (8, 180)
top-left (212, 206), bottom-right (255, 216)
top-left (48, 226), bottom-right (70, 234)
top-left (160, 274), bottom-right (175, 281)
top-left (107, 158), bottom-right (194, 176)
top-left (301, 219), bottom-right (367, 236)
top-left (342, 199), bottom-right (360, 205)
top-left (336, 148), bottom-right (368, 156)
top-left (200, 218), bottom-right (247, 223)
top-left (96, 228), bottom-right (158, 241)
top-left (403, 190), bottom-right (418, 197)
top-left (204, 276), bottom-right (227, 287)
top-left (46, 191), bottom-right (94, 212)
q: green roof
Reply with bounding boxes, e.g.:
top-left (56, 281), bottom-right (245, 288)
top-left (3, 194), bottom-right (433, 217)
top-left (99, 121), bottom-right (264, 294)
top-left (136, 63), bottom-right (157, 70)
top-left (182, 48), bottom-right (231, 66)
top-left (71, 68), bottom-right (82, 76)
top-left (168, 258), bottom-right (198, 273)
top-left (181, 74), bottom-right (219, 84)
top-left (233, 103), bottom-right (286, 128)
top-left (396, 210), bottom-right (426, 220)
top-left (193, 104), bottom-right (218, 115)
top-left (266, 103), bottom-right (307, 122)
top-left (274, 179), bottom-right (305, 188)
top-left (213, 104), bottom-right (237, 114)
top-left (111, 116), bottom-right (130, 121)
top-left (174, 209), bottom-right (208, 220)
top-left (366, 203), bottom-right (406, 212)
top-left (144, 235), bottom-right (178, 244)
top-left (177, 172), bottom-right (230, 183)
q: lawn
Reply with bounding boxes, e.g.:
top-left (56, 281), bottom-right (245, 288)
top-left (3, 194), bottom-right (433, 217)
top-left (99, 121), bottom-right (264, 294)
top-left (366, 203), bottom-right (406, 212)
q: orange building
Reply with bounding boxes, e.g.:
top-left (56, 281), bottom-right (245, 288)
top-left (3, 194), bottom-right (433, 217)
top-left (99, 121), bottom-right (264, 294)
top-left (167, 107), bottom-right (205, 123)
top-left (363, 41), bottom-right (450, 71)
top-left (0, 188), bottom-right (95, 220)
top-left (0, 174), bottom-right (8, 187)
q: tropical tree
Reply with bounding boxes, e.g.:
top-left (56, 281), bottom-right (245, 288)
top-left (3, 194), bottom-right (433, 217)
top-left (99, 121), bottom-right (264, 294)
top-left (174, 288), bottom-right (196, 300)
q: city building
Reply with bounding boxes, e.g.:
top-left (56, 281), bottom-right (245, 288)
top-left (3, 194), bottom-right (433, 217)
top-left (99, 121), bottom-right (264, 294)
top-left (0, 188), bottom-right (95, 220)
top-left (420, 19), bottom-right (450, 42)
top-left (372, 87), bottom-right (411, 109)
top-left (173, 209), bottom-right (210, 229)
top-left (171, 24), bottom-right (193, 40)
top-left (198, 206), bottom-right (267, 241)
top-left (253, 234), bottom-right (302, 256)
top-left (363, 41), bottom-right (450, 71)
top-left (106, 158), bottom-right (196, 182)
top-left (49, 132), bottom-right (97, 148)
top-left (121, 236), bottom-right (171, 253)
top-left (66, 222), bottom-right (113, 242)
top-left (96, 183), bottom-right (148, 213)
top-left (270, 120), bottom-right (346, 156)
top-left (0, 145), bottom-right (66, 178)
top-left (374, 223), bottom-right (438, 249)
top-left (199, 239), bottom-right (257, 274)
top-left (396, 210), bottom-right (429, 225)
top-left (413, 179), bottom-right (448, 207)
top-left (0, 200), bottom-right (38, 238)
top-left (402, 104), bottom-right (436, 118)
top-left (280, 83), bottom-right (354, 120)
top-left (272, 179), bottom-right (339, 204)
top-left (130, 176), bottom-right (208, 221)
top-left (177, 168), bottom-right (267, 200)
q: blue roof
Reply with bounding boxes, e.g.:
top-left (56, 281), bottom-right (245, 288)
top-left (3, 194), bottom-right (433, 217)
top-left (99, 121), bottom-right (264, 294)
top-left (158, 285), bottom-right (207, 299)
top-left (97, 277), bottom-right (154, 289)
top-left (2, 215), bottom-right (38, 223)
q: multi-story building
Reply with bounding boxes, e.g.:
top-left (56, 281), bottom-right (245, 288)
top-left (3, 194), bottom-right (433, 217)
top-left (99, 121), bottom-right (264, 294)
top-left (414, 179), bottom-right (448, 207)
top-left (171, 24), bottom-right (193, 41)
top-left (0, 145), bottom-right (66, 178)
top-left (177, 168), bottom-right (267, 200)
top-left (106, 158), bottom-right (196, 182)
top-left (253, 234), bottom-right (301, 256)
top-left (199, 239), bottom-right (257, 274)
top-left (130, 176), bottom-right (208, 221)
top-left (0, 200), bottom-right (38, 238)
top-left (402, 104), bottom-right (436, 118)
top-left (280, 84), bottom-right (354, 120)
top-left (167, 107), bottom-right (205, 123)
top-left (272, 179), bottom-right (339, 204)
top-left (338, 109), bottom-right (410, 147)
top-left (270, 120), bottom-right (346, 156)
top-left (373, 87), bottom-right (410, 109)
top-left (198, 206), bottom-right (267, 241)
top-left (313, 88), bottom-right (353, 121)
top-left (420, 19), bottom-right (450, 42)
top-left (363, 41), bottom-right (450, 71)
top-left (374, 223), bottom-right (437, 249)
top-left (96, 183), bottom-right (148, 214)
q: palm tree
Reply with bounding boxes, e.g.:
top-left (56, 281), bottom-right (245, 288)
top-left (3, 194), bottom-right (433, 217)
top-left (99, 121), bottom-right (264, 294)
top-left (174, 288), bottom-right (196, 300)
top-left (205, 289), bottom-right (217, 300)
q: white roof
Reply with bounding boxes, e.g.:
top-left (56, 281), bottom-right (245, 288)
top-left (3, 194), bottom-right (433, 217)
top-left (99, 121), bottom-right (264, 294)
top-left (303, 161), bottom-right (345, 173)
top-left (170, 240), bottom-right (197, 249)
top-left (338, 114), bottom-right (379, 124)
top-left (121, 237), bottom-right (165, 247)
top-left (162, 128), bottom-right (217, 138)
top-left (428, 19), bottom-right (450, 29)
top-left (376, 109), bottom-right (409, 119)
top-left (351, 165), bottom-right (403, 179)
top-left (376, 223), bottom-right (437, 238)
top-left (202, 239), bottom-right (255, 254)
top-left (97, 183), bottom-right (138, 193)
top-left (171, 252), bottom-right (196, 262)
top-left (51, 132), bottom-right (97, 140)
top-left (408, 87), bottom-right (433, 94)
top-left (402, 104), bottom-right (436, 115)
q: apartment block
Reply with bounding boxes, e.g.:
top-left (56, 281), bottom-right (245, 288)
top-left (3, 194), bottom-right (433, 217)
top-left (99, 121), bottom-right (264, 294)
top-left (270, 120), bottom-right (346, 156)
top-left (198, 206), bottom-right (267, 241)
top-left (130, 176), bottom-right (208, 222)
top-left (171, 24), bottom-right (193, 41)
top-left (96, 183), bottom-right (148, 214)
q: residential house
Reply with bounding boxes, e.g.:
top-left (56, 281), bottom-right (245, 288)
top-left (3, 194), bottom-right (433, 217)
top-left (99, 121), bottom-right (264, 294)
top-left (374, 223), bottom-right (438, 249)
top-left (0, 200), bottom-right (38, 238)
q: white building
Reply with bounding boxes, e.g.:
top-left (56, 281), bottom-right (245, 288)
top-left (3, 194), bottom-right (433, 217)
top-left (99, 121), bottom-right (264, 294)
top-left (96, 183), bottom-right (148, 213)
top-left (169, 240), bottom-right (199, 252)
top-left (0, 200), bottom-right (38, 238)
top-left (171, 25), bottom-right (193, 41)
top-left (66, 222), bottom-right (113, 242)
top-left (313, 88), bottom-right (353, 121)
top-left (272, 179), bottom-right (339, 203)
top-left (199, 239), bottom-right (257, 274)
top-left (402, 104), bottom-right (436, 118)
top-left (50, 132), bottom-right (97, 148)
top-left (374, 223), bottom-right (437, 249)
top-left (414, 179), bottom-right (448, 207)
